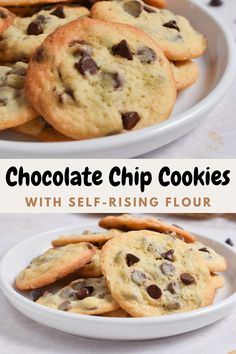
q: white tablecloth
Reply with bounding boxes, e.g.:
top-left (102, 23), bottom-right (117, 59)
top-left (141, 0), bottom-right (236, 158)
top-left (0, 213), bottom-right (236, 354)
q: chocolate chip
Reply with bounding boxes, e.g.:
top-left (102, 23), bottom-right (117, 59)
top-left (75, 55), bottom-right (98, 75)
top-left (225, 238), bottom-right (234, 246)
top-left (165, 301), bottom-right (180, 310)
top-left (161, 249), bottom-right (175, 262)
top-left (126, 253), bottom-right (140, 266)
top-left (58, 300), bottom-right (71, 311)
top-left (143, 5), bottom-right (156, 13)
top-left (209, 0), bottom-right (223, 6)
top-left (146, 284), bottom-right (162, 299)
top-left (160, 262), bottom-right (175, 275)
top-left (34, 47), bottom-right (46, 63)
top-left (163, 20), bottom-right (180, 32)
top-left (131, 270), bottom-right (146, 285)
top-left (123, 1), bottom-right (143, 18)
top-left (31, 289), bottom-right (44, 302)
top-left (167, 281), bottom-right (180, 294)
top-left (0, 97), bottom-right (8, 106)
top-left (27, 21), bottom-right (43, 35)
top-left (0, 11), bottom-right (7, 19)
top-left (76, 288), bottom-right (90, 300)
top-left (180, 273), bottom-right (195, 285)
top-left (137, 47), bottom-right (157, 64)
top-left (121, 111), bottom-right (140, 130)
top-left (199, 247), bottom-right (210, 254)
top-left (50, 6), bottom-right (65, 18)
top-left (111, 40), bottom-right (133, 60)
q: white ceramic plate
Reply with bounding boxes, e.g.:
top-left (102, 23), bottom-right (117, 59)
top-left (0, 0), bottom-right (235, 158)
top-left (0, 223), bottom-right (236, 341)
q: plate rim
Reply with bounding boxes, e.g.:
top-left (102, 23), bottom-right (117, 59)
top-left (1, 222), bottom-right (236, 324)
top-left (0, 0), bottom-right (236, 155)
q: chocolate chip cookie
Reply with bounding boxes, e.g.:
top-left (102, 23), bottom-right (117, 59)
top-left (25, 16), bottom-right (176, 139)
top-left (99, 214), bottom-right (196, 243)
top-left (37, 277), bottom-right (120, 315)
top-left (101, 230), bottom-right (215, 317)
top-left (15, 243), bottom-right (96, 290)
top-left (91, 0), bottom-right (207, 61)
top-left (0, 7), bottom-right (15, 34)
top-left (0, 62), bottom-right (37, 130)
top-left (0, 5), bottom-right (89, 62)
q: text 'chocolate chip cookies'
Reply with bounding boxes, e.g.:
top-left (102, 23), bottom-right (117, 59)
top-left (25, 17), bottom-right (176, 140)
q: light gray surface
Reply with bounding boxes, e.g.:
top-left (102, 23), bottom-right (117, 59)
top-left (0, 214), bottom-right (236, 354)
top-left (140, 0), bottom-right (236, 158)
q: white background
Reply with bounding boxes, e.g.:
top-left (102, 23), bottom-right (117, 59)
top-left (141, 0), bottom-right (236, 158)
top-left (0, 213), bottom-right (236, 354)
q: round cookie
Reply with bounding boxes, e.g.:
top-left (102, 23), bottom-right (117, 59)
top-left (52, 229), bottom-right (122, 247)
top-left (0, 5), bottom-right (90, 62)
top-left (77, 249), bottom-right (103, 278)
top-left (211, 274), bottom-right (225, 289)
top-left (171, 60), bottom-right (199, 91)
top-left (91, 0), bottom-right (207, 61)
top-left (14, 117), bottom-right (72, 142)
top-left (25, 17), bottom-right (176, 140)
top-left (36, 277), bottom-right (120, 315)
top-left (99, 214), bottom-right (196, 243)
top-left (101, 231), bottom-right (215, 317)
top-left (15, 243), bottom-right (96, 290)
top-left (0, 62), bottom-right (37, 130)
top-left (0, 7), bottom-right (15, 34)
top-left (192, 241), bottom-right (227, 273)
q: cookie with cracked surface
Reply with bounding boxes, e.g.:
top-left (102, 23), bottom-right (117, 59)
top-left (99, 214), bottom-right (196, 243)
top-left (91, 0), bottom-right (207, 61)
top-left (0, 7), bottom-right (15, 34)
top-left (101, 230), bottom-right (215, 317)
top-left (25, 16), bottom-right (176, 140)
top-left (37, 277), bottom-right (119, 315)
top-left (14, 116), bottom-right (72, 142)
top-left (0, 5), bottom-right (89, 62)
top-left (52, 229), bottom-right (122, 247)
top-left (192, 241), bottom-right (227, 273)
top-left (15, 243), bottom-right (96, 290)
top-left (171, 60), bottom-right (199, 91)
top-left (77, 249), bottom-right (103, 278)
top-left (0, 62), bottom-right (37, 130)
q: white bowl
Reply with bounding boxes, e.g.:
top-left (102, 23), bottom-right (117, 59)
top-left (0, 0), bottom-right (235, 158)
top-left (0, 223), bottom-right (236, 341)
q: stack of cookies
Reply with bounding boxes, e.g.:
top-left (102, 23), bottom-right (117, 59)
top-left (0, 0), bottom-right (206, 142)
top-left (15, 215), bottom-right (227, 317)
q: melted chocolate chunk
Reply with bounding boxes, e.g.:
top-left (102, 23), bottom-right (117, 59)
top-left (34, 47), bottom-right (46, 63)
top-left (225, 238), bottom-right (234, 246)
top-left (131, 270), bottom-right (146, 285)
top-left (160, 262), bottom-right (175, 275)
top-left (58, 300), bottom-right (71, 311)
top-left (146, 284), bottom-right (162, 299)
top-left (27, 21), bottom-right (43, 36)
top-left (123, 1), bottom-right (143, 18)
top-left (163, 20), bottom-right (180, 32)
top-left (76, 286), bottom-right (94, 300)
top-left (167, 281), bottom-right (180, 294)
top-left (75, 55), bottom-right (98, 75)
top-left (0, 11), bottom-right (7, 19)
top-left (111, 40), bottom-right (133, 60)
top-left (143, 5), bottom-right (156, 13)
top-left (161, 249), bottom-right (175, 262)
top-left (209, 0), bottom-right (223, 6)
top-left (199, 247), bottom-right (210, 254)
top-left (121, 111), bottom-right (140, 130)
top-left (0, 97), bottom-right (8, 106)
top-left (180, 273), bottom-right (195, 285)
top-left (137, 47), bottom-right (157, 64)
top-left (126, 253), bottom-right (140, 267)
top-left (50, 6), bottom-right (65, 18)
top-left (31, 289), bottom-right (44, 302)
